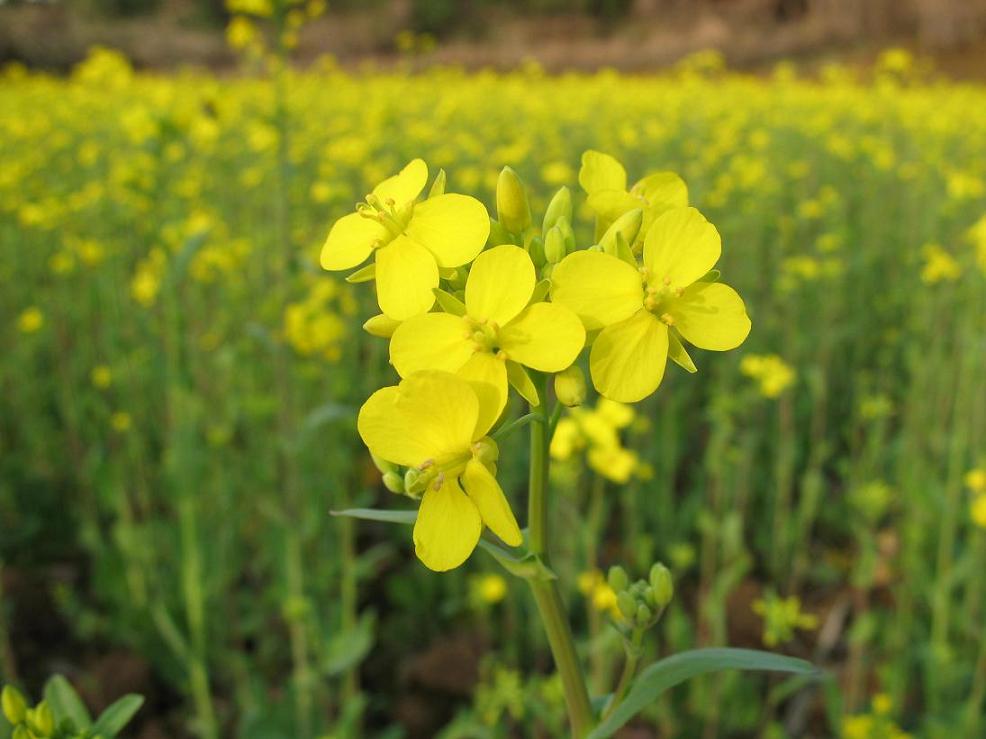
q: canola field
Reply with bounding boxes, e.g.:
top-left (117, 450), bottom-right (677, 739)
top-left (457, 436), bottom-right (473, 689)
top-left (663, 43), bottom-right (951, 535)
top-left (2, 47), bottom-right (986, 738)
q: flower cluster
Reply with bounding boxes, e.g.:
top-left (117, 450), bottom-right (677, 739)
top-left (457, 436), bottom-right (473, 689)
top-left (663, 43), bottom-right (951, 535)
top-left (322, 154), bottom-right (750, 570)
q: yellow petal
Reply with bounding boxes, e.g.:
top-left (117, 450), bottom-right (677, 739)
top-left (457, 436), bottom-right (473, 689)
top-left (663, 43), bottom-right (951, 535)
top-left (642, 207), bottom-right (720, 289)
top-left (413, 476), bottom-right (482, 571)
top-left (357, 371), bottom-right (478, 467)
top-left (372, 158), bottom-right (428, 206)
top-left (499, 302), bottom-right (585, 372)
top-left (457, 351), bottom-right (508, 438)
top-left (320, 212), bottom-right (387, 271)
top-left (590, 309), bottom-right (669, 403)
top-left (465, 245), bottom-right (535, 326)
top-left (375, 236), bottom-right (438, 320)
top-left (550, 250), bottom-right (643, 331)
top-left (579, 150), bottom-right (627, 195)
top-left (462, 458), bottom-right (522, 547)
top-left (669, 282), bottom-right (751, 351)
top-left (586, 190), bottom-right (638, 223)
top-left (634, 172), bottom-right (689, 211)
top-left (406, 194), bottom-right (490, 268)
top-left (390, 312), bottom-right (473, 377)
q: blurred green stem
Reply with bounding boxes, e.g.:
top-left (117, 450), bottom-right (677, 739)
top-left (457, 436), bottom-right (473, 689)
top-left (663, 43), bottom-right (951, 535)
top-left (603, 627), bottom-right (643, 721)
top-left (526, 375), bottom-right (594, 738)
top-left (0, 560), bottom-right (17, 682)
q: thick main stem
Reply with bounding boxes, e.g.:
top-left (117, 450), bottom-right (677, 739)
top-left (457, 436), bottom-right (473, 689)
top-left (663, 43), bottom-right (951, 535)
top-left (527, 384), bottom-right (594, 737)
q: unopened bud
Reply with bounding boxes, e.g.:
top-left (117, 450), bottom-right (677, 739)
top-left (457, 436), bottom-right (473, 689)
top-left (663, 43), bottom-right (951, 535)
top-left (382, 471), bottom-right (405, 494)
top-left (13, 726), bottom-right (32, 739)
top-left (556, 216), bottom-right (576, 253)
top-left (488, 218), bottom-right (514, 247)
top-left (30, 702), bottom-right (54, 735)
top-left (554, 365), bottom-right (587, 407)
top-left (649, 563), bottom-right (673, 608)
top-left (542, 186), bottom-right (572, 234)
top-left (527, 234), bottom-right (546, 267)
top-left (607, 565), bottom-right (629, 593)
top-left (544, 225), bottom-right (567, 264)
top-left (617, 591), bottom-right (636, 621)
top-left (473, 437), bottom-right (499, 465)
top-left (600, 208), bottom-right (643, 253)
top-left (404, 468), bottom-right (427, 496)
top-left (496, 166), bottom-right (532, 234)
top-left (636, 604), bottom-right (653, 626)
top-left (2, 686), bottom-right (27, 725)
top-left (363, 314), bottom-right (400, 339)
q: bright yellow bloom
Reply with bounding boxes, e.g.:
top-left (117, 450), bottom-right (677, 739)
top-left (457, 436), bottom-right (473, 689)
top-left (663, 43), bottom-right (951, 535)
top-left (920, 243), bottom-right (960, 284)
top-left (740, 354), bottom-right (796, 398)
top-left (579, 150), bottom-right (688, 242)
top-left (577, 569), bottom-right (619, 617)
top-left (358, 371), bottom-right (522, 571)
top-left (389, 245), bottom-right (585, 422)
top-left (971, 495), bottom-right (986, 529)
top-left (964, 468), bottom-right (985, 494)
top-left (470, 573), bottom-right (508, 605)
top-left (550, 400), bottom-right (640, 483)
top-left (17, 307), bottom-right (44, 334)
top-left (90, 365), bottom-right (113, 389)
top-left (551, 207), bottom-right (751, 402)
top-left (321, 159), bottom-right (490, 321)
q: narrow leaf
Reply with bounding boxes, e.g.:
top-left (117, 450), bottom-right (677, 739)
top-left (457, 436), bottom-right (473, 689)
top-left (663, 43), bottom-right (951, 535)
top-left (92, 695), bottom-right (144, 737)
top-left (331, 508), bottom-right (417, 525)
top-left (44, 675), bottom-right (92, 728)
top-left (589, 649), bottom-right (817, 739)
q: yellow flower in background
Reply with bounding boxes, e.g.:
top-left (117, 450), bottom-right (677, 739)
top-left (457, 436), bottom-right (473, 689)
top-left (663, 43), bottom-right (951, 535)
top-left (226, 16), bottom-right (258, 51)
top-left (225, 0), bottom-right (273, 17)
top-left (966, 468), bottom-right (986, 495)
top-left (577, 570), bottom-right (619, 617)
top-left (358, 371), bottom-right (522, 571)
top-left (470, 573), bottom-right (508, 606)
top-left (970, 495), bottom-right (986, 529)
top-left (17, 307), bottom-right (44, 334)
top-left (111, 412), bottom-right (132, 432)
top-left (550, 399), bottom-right (641, 483)
top-left (321, 159), bottom-right (490, 320)
top-left (389, 245), bottom-right (585, 423)
top-left (90, 365), bottom-right (113, 389)
top-left (740, 354), bottom-right (796, 398)
top-left (579, 150), bottom-right (688, 242)
top-left (552, 207), bottom-right (750, 402)
top-left (920, 244), bottom-right (960, 284)
top-left (966, 213), bottom-right (986, 272)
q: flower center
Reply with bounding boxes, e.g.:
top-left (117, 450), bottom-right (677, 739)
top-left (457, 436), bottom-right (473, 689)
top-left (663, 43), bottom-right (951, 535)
top-left (356, 193), bottom-right (414, 247)
top-left (404, 437), bottom-right (499, 495)
top-left (641, 269), bottom-right (681, 326)
top-left (463, 316), bottom-right (506, 359)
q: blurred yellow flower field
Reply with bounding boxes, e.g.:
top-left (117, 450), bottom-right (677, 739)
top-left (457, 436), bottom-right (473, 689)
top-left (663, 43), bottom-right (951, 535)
top-left (1, 43), bottom-right (985, 738)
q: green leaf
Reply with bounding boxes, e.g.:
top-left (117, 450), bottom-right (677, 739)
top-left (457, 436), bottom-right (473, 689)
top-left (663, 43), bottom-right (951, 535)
top-left (330, 508), bottom-right (417, 525)
top-left (91, 695), bottom-right (144, 737)
top-left (588, 649), bottom-right (818, 739)
top-left (44, 675), bottom-right (91, 729)
top-left (324, 612), bottom-right (376, 676)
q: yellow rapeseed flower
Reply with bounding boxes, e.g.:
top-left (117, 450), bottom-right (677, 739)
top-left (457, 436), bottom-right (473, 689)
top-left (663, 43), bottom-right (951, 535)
top-left (389, 245), bottom-right (585, 423)
top-left (740, 354), bottom-right (796, 398)
top-left (321, 159), bottom-right (490, 320)
top-left (358, 371), bottom-right (522, 571)
top-left (17, 307), bottom-right (44, 334)
top-left (90, 365), bottom-right (113, 389)
top-left (551, 207), bottom-right (750, 402)
top-left (920, 244), bottom-right (960, 284)
top-left (111, 412), bottom-right (132, 432)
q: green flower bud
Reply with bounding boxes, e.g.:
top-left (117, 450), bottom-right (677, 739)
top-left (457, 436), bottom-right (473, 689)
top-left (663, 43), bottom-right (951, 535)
top-left (404, 468), bottom-right (427, 496)
top-left (544, 225), bottom-right (567, 265)
top-left (382, 471), bottom-right (405, 494)
top-left (556, 215), bottom-right (576, 254)
top-left (636, 603), bottom-right (653, 626)
top-left (473, 437), bottom-right (499, 465)
top-left (600, 208), bottom-right (643, 253)
top-left (370, 452), bottom-right (396, 475)
top-left (2, 685), bottom-right (28, 725)
top-left (542, 186), bottom-right (572, 235)
top-left (649, 563), bottom-right (674, 608)
top-left (12, 726), bottom-right (33, 739)
top-left (527, 234), bottom-right (546, 268)
top-left (617, 591), bottom-right (636, 621)
top-left (30, 702), bottom-right (54, 736)
top-left (554, 365), bottom-right (586, 408)
top-left (496, 166), bottom-right (532, 234)
top-left (488, 218), bottom-right (514, 247)
top-left (607, 565), bottom-right (629, 593)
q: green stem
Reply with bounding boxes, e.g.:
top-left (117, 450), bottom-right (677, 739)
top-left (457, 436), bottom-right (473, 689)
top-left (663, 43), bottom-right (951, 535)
top-left (527, 377), bottom-right (594, 738)
top-left (603, 628), bottom-right (643, 720)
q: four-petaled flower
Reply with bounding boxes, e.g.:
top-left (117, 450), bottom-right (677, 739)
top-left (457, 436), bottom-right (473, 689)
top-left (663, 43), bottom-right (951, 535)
top-left (551, 206), bottom-right (751, 402)
top-left (389, 245), bottom-right (585, 423)
top-left (358, 371), bottom-right (522, 571)
top-left (321, 159), bottom-right (490, 320)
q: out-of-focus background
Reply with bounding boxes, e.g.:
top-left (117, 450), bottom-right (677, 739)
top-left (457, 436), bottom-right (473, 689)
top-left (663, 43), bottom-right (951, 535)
top-left (2, 1), bottom-right (986, 738)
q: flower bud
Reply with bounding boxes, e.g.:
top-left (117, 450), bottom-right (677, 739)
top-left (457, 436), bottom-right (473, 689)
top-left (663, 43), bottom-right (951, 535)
top-left (556, 216), bottom-right (576, 254)
top-left (488, 218), bottom-right (514, 247)
top-left (617, 591), bottom-right (636, 621)
top-left (649, 563), bottom-right (674, 608)
top-left (473, 437), bottom-right (499, 465)
top-left (544, 225), bottom-right (567, 265)
top-left (2, 686), bottom-right (27, 725)
top-left (542, 186), bottom-right (572, 234)
top-left (382, 471), bottom-right (405, 494)
top-left (554, 365), bottom-right (587, 407)
top-left (496, 166), bottom-right (532, 234)
top-left (12, 726), bottom-right (32, 739)
top-left (404, 468), bottom-right (427, 496)
top-left (636, 604), bottom-right (653, 626)
top-left (527, 234), bottom-right (546, 268)
top-left (363, 314), bottom-right (400, 339)
top-left (607, 565), bottom-right (629, 593)
top-left (30, 702), bottom-right (54, 736)
top-left (600, 208), bottom-right (643, 253)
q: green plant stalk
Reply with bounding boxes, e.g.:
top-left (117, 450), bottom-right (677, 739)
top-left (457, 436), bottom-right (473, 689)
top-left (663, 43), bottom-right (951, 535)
top-left (585, 473), bottom-right (607, 691)
top-left (526, 378), bottom-right (594, 738)
top-left (0, 560), bottom-right (17, 682)
top-left (603, 628), bottom-right (643, 720)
